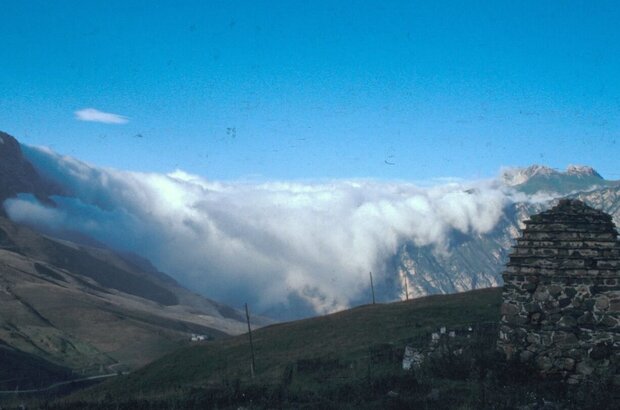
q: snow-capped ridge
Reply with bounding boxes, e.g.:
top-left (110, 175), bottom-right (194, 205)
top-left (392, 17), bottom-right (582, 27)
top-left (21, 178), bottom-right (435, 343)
top-left (566, 165), bottom-right (602, 178)
top-left (501, 165), bottom-right (556, 186)
top-left (501, 164), bottom-right (603, 187)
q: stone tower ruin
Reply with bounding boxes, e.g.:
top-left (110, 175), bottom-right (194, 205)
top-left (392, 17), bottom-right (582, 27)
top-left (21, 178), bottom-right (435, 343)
top-left (498, 199), bottom-right (619, 385)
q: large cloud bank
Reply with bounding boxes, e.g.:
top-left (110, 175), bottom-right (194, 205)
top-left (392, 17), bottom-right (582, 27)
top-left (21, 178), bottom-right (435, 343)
top-left (5, 145), bottom-right (517, 316)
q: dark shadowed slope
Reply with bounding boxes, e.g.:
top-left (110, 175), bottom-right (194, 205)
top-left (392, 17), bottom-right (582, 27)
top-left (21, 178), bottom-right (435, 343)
top-left (0, 342), bottom-right (73, 391)
top-left (0, 131), bottom-right (62, 211)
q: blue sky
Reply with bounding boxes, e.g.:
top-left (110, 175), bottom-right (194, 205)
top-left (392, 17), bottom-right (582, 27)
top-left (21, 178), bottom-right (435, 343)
top-left (1, 0), bottom-right (619, 181)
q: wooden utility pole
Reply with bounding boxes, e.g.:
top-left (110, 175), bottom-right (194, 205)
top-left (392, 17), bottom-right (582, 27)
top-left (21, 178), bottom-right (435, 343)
top-left (244, 303), bottom-right (256, 378)
top-left (369, 271), bottom-right (376, 305)
top-left (404, 274), bottom-right (409, 301)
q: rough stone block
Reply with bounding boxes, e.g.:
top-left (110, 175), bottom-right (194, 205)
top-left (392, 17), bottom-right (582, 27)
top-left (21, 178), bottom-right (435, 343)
top-left (519, 350), bottom-right (534, 362)
top-left (594, 295), bottom-right (609, 310)
top-left (505, 314), bottom-right (528, 326)
top-left (558, 316), bottom-right (577, 328)
top-left (583, 299), bottom-right (595, 310)
top-left (569, 248), bottom-right (600, 257)
top-left (525, 302), bottom-right (542, 313)
top-left (567, 349), bottom-right (584, 360)
top-left (501, 303), bottom-right (519, 316)
top-left (565, 288), bottom-right (577, 298)
top-left (527, 333), bottom-right (541, 344)
top-left (577, 312), bottom-right (595, 326)
top-left (555, 357), bottom-right (575, 370)
top-left (536, 355), bottom-right (552, 371)
top-left (575, 361), bottom-right (594, 376)
top-left (599, 315), bottom-right (618, 328)
top-left (548, 284), bottom-right (563, 296)
top-left (597, 260), bottom-right (620, 269)
top-left (552, 331), bottom-right (579, 348)
top-left (534, 290), bottom-right (550, 301)
top-left (589, 343), bottom-right (612, 360)
top-left (558, 298), bottom-right (571, 308)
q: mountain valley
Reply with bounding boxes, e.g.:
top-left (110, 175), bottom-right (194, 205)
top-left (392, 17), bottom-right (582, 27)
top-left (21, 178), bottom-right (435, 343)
top-left (0, 132), bottom-right (269, 390)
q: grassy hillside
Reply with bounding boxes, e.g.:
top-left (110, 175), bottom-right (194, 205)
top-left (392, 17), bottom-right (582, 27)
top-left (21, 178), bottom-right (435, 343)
top-left (14, 287), bottom-right (618, 409)
top-left (0, 245), bottom-right (229, 373)
top-left (63, 288), bottom-right (502, 403)
top-left (0, 214), bottom-right (270, 378)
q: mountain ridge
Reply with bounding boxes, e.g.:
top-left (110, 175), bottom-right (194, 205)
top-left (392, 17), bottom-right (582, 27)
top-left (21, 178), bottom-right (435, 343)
top-left (0, 214), bottom-right (255, 374)
top-left (2, 130), bottom-right (619, 319)
top-left (0, 131), bottom-right (63, 211)
top-left (0, 131), bottom-right (272, 378)
top-left (500, 164), bottom-right (618, 195)
top-left (390, 185), bottom-right (620, 305)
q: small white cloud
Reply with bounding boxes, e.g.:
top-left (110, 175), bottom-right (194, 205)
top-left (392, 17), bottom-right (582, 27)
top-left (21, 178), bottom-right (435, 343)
top-left (74, 108), bottom-right (129, 124)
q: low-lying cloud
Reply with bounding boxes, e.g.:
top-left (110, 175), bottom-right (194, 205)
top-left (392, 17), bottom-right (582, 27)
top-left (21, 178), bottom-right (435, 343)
top-left (5, 145), bottom-right (518, 317)
top-left (74, 108), bottom-right (129, 124)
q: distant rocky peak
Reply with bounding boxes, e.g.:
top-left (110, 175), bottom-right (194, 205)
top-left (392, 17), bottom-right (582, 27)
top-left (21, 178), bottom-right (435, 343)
top-left (501, 164), bottom-right (614, 195)
top-left (501, 164), bottom-right (557, 186)
top-left (565, 164), bottom-right (602, 178)
top-left (501, 164), bottom-right (604, 187)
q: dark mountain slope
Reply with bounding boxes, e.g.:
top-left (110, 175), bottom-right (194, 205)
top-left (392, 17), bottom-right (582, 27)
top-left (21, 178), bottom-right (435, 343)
top-left (0, 131), bottom-right (62, 209)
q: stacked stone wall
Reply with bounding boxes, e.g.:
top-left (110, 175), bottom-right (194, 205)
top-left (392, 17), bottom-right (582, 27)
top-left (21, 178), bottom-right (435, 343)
top-left (498, 199), bottom-right (620, 385)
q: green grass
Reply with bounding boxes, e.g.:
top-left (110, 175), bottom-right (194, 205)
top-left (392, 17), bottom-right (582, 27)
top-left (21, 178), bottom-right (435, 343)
top-left (37, 287), bottom-right (619, 409)
top-left (68, 288), bottom-right (502, 400)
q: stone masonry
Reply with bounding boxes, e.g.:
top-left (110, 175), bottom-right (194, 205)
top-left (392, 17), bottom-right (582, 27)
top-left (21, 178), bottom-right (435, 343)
top-left (498, 199), bottom-right (620, 385)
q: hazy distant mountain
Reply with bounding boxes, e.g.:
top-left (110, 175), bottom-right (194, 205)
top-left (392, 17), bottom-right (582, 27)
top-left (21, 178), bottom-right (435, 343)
top-left (389, 166), bottom-right (620, 301)
top-left (501, 164), bottom-right (617, 195)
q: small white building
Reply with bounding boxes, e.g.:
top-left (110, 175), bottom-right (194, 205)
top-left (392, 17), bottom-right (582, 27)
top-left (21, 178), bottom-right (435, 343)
top-left (190, 334), bottom-right (208, 342)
